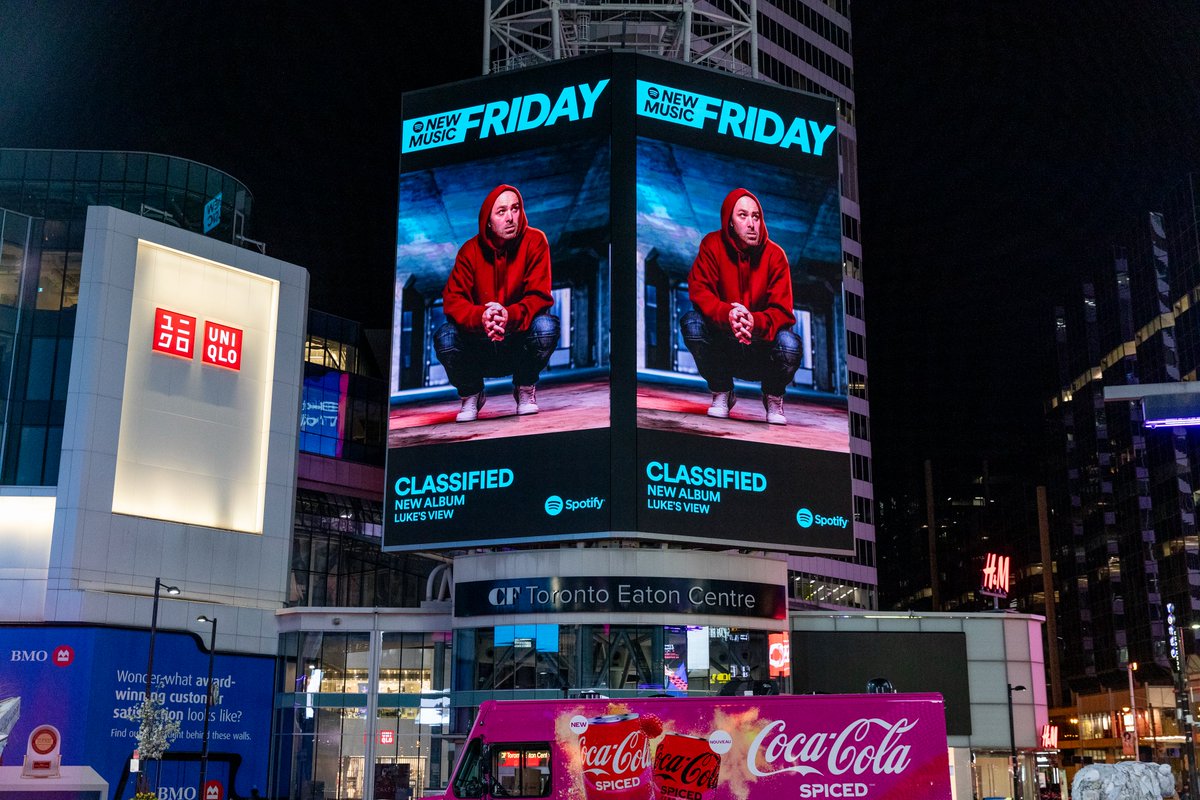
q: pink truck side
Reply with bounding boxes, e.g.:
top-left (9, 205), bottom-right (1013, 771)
top-left (440, 693), bottom-right (951, 800)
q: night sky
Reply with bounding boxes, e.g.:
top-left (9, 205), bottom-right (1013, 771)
top-left (3, 1), bottom-right (1200, 499)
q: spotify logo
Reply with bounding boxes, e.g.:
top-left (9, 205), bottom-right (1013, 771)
top-left (545, 496), bottom-right (564, 516)
top-left (796, 508), bottom-right (849, 529)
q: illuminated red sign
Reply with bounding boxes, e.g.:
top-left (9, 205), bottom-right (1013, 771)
top-left (203, 780), bottom-right (224, 800)
top-left (769, 632), bottom-right (791, 677)
top-left (202, 321), bottom-right (243, 371)
top-left (1040, 724), bottom-right (1058, 749)
top-left (152, 308), bottom-right (196, 359)
top-left (152, 309), bottom-right (243, 372)
top-left (981, 552), bottom-right (1011, 597)
top-left (379, 730), bottom-right (394, 745)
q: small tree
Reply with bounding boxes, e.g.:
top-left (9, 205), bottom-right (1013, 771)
top-left (135, 696), bottom-right (181, 795)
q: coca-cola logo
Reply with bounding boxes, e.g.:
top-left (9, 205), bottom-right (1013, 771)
top-left (654, 750), bottom-right (721, 789)
top-left (582, 730), bottom-right (651, 778)
top-left (747, 717), bottom-right (916, 778)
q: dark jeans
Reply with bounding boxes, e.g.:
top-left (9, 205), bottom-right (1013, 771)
top-left (433, 314), bottom-right (560, 397)
top-left (678, 310), bottom-right (801, 396)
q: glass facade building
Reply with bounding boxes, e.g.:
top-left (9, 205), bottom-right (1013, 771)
top-left (0, 148), bottom-right (253, 483)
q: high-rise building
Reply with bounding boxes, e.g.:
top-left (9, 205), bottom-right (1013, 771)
top-left (484, 0), bottom-right (876, 611)
top-left (1045, 177), bottom-right (1200, 777)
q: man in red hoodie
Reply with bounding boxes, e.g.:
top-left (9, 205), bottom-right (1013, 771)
top-left (434, 184), bottom-right (560, 422)
top-left (678, 188), bottom-right (801, 425)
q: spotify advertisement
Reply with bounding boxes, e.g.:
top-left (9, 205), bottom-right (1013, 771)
top-left (386, 56), bottom-right (613, 550)
top-left (633, 58), bottom-right (852, 553)
top-left (385, 54), bottom-right (852, 554)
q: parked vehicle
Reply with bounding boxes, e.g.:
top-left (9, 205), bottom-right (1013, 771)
top-left (440, 693), bottom-right (951, 800)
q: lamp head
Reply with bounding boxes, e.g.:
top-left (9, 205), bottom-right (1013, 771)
top-left (196, 615), bottom-right (217, 624)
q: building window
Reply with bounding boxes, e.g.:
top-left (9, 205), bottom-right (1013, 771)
top-left (845, 289), bottom-right (864, 320)
top-left (852, 453), bottom-right (871, 482)
top-left (841, 213), bottom-right (859, 242)
top-left (848, 370), bottom-right (867, 399)
top-left (850, 411), bottom-right (869, 439)
top-left (847, 331), bottom-right (865, 359)
top-left (854, 494), bottom-right (873, 524)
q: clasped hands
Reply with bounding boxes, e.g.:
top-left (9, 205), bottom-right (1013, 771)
top-left (728, 303), bottom-right (753, 345)
top-left (483, 302), bottom-right (509, 342)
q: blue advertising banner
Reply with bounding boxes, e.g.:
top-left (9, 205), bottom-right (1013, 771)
top-left (0, 626), bottom-right (273, 800)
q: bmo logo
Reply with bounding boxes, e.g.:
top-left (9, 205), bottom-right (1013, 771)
top-left (153, 308), bottom-right (242, 372)
top-left (9, 645), bottom-right (73, 666)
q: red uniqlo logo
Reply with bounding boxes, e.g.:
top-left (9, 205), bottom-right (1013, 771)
top-left (153, 309), bottom-right (196, 359)
top-left (202, 321), bottom-right (243, 371)
top-left (379, 730), bottom-right (394, 745)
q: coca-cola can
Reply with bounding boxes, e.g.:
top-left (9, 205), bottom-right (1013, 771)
top-left (652, 733), bottom-right (721, 800)
top-left (579, 714), bottom-right (654, 800)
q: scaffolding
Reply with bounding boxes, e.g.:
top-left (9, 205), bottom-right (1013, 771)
top-left (484, 0), bottom-right (758, 77)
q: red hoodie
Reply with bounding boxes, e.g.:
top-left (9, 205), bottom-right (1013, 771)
top-left (443, 184), bottom-right (553, 333)
top-left (687, 188), bottom-right (795, 341)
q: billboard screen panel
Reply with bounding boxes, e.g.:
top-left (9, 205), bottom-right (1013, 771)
top-left (789, 630), bottom-right (972, 735)
top-left (0, 626), bottom-right (272, 799)
top-left (385, 54), bottom-right (853, 555)
top-left (633, 58), bottom-right (853, 553)
top-left (385, 57), bottom-right (613, 550)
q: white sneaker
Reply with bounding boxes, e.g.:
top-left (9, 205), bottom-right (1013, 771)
top-left (455, 391), bottom-right (486, 422)
top-left (707, 391), bottom-right (736, 418)
top-left (514, 385), bottom-right (539, 415)
top-left (763, 394), bottom-right (787, 425)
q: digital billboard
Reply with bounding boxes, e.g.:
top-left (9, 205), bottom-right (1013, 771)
top-left (386, 57), bottom-right (613, 550)
top-left (385, 54), bottom-right (852, 554)
top-left (0, 626), bottom-right (273, 800)
top-left (633, 58), bottom-right (852, 553)
top-left (789, 630), bottom-right (972, 736)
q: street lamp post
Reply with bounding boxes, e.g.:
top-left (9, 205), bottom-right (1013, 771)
top-left (143, 578), bottom-right (179, 791)
top-left (145, 578), bottom-right (181, 700)
top-left (1008, 683), bottom-right (1027, 800)
top-left (1128, 661), bottom-right (1139, 760)
top-left (196, 615), bottom-right (218, 800)
top-left (1180, 626), bottom-right (1200, 799)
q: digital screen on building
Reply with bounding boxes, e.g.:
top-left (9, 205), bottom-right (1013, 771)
top-left (0, 626), bottom-right (272, 799)
top-left (300, 370), bottom-right (348, 458)
top-left (789, 630), bottom-right (971, 735)
top-left (386, 57), bottom-right (613, 550)
top-left (633, 58), bottom-right (851, 553)
top-left (385, 54), bottom-right (852, 555)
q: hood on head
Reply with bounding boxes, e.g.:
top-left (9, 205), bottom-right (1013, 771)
top-left (478, 184), bottom-right (528, 251)
top-left (719, 187), bottom-right (769, 253)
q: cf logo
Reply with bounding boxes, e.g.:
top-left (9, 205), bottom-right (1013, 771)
top-left (488, 587), bottom-right (521, 606)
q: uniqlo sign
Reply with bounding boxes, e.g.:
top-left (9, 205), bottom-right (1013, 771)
top-left (152, 308), bottom-right (196, 359)
top-left (203, 321), bottom-right (243, 371)
top-left (152, 308), bottom-right (242, 372)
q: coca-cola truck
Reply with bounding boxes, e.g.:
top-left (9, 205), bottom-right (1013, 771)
top-left (438, 693), bottom-right (951, 800)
